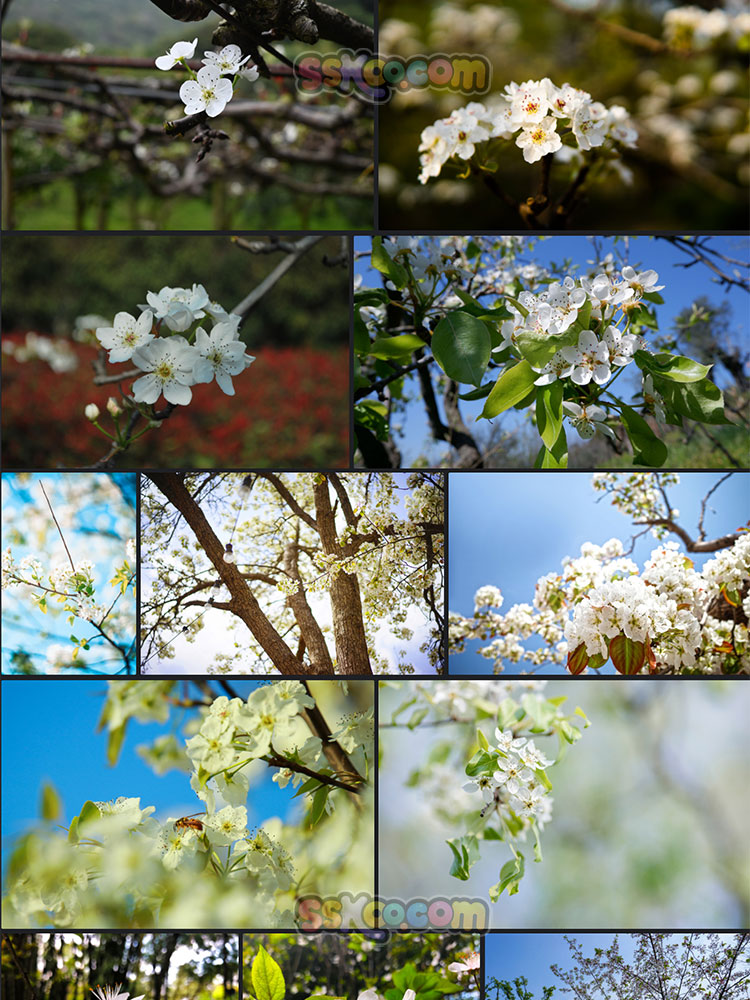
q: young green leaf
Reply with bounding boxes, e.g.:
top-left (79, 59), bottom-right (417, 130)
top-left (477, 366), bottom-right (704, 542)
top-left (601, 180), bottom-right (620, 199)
top-left (481, 361), bottom-right (538, 418)
top-left (252, 947), bottom-right (286, 1000)
top-left (432, 311), bottom-right (491, 386)
top-left (619, 404), bottom-right (668, 467)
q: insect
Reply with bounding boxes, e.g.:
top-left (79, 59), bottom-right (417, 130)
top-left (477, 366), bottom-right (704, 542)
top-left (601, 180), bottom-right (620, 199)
top-left (174, 814), bottom-right (205, 832)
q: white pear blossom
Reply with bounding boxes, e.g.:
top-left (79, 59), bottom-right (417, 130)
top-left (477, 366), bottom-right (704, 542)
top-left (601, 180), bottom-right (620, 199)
top-left (563, 401), bottom-right (615, 440)
top-left (96, 310), bottom-right (154, 363)
top-left (418, 79), bottom-right (637, 183)
top-left (180, 65), bottom-right (234, 117)
top-left (561, 330), bottom-right (612, 385)
top-left (144, 284), bottom-right (209, 332)
top-left (515, 116), bottom-right (562, 163)
top-left (155, 38), bottom-right (197, 71)
top-left (192, 323), bottom-right (255, 396)
top-left (202, 44), bottom-right (250, 76)
top-left (130, 336), bottom-right (197, 406)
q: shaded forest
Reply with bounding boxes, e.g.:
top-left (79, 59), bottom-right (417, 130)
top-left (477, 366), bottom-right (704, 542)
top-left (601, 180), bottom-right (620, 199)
top-left (2, 934), bottom-right (238, 1000)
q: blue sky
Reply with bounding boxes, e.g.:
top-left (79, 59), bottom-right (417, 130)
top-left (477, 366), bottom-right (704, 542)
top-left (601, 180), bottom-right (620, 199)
top-left (354, 235), bottom-right (749, 464)
top-left (485, 933), bottom-right (635, 995)
top-left (1, 680), bottom-right (306, 842)
top-left (484, 933), bottom-right (747, 996)
top-left (449, 471), bottom-right (748, 674)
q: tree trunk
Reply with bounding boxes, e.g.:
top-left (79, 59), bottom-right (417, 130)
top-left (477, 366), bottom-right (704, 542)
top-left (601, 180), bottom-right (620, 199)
top-left (313, 477), bottom-right (372, 674)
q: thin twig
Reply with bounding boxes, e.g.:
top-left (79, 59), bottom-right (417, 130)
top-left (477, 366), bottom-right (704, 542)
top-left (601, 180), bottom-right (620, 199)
top-left (40, 481), bottom-right (76, 573)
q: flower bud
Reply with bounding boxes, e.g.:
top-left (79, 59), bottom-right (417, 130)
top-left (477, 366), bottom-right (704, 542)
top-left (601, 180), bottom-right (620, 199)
top-left (85, 403), bottom-right (100, 421)
top-left (107, 397), bottom-right (122, 417)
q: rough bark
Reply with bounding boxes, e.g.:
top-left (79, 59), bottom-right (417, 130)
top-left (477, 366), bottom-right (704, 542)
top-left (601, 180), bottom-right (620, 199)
top-left (313, 476), bottom-right (372, 674)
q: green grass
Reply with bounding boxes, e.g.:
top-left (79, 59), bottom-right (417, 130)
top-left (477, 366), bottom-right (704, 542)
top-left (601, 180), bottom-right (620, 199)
top-left (11, 180), bottom-right (371, 231)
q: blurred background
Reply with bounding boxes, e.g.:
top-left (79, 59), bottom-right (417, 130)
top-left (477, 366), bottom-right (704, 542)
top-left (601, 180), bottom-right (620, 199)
top-left (377, 0), bottom-right (749, 229)
top-left (1, 472), bottom-right (137, 675)
top-left (1, 0), bottom-right (373, 230)
top-left (379, 679), bottom-right (750, 928)
top-left (1, 234), bottom-right (350, 468)
top-left (1, 933), bottom-right (239, 1000)
top-left (242, 933), bottom-right (481, 1000)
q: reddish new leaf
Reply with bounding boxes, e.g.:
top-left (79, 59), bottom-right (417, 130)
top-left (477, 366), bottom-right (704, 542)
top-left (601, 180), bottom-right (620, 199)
top-left (609, 634), bottom-right (647, 675)
top-left (567, 642), bottom-right (589, 675)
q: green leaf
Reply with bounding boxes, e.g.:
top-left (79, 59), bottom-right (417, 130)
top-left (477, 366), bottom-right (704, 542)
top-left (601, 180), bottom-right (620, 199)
top-left (354, 400), bottom-right (389, 441)
top-left (515, 326), bottom-right (579, 368)
top-left (535, 425), bottom-right (568, 469)
top-left (354, 288), bottom-right (389, 307)
top-left (458, 382), bottom-right (493, 401)
top-left (620, 404), bottom-right (668, 467)
top-left (307, 786), bottom-right (330, 828)
top-left (369, 334), bottom-right (424, 359)
top-left (532, 822), bottom-right (543, 863)
top-left (489, 852), bottom-right (525, 900)
top-left (521, 694), bottom-right (558, 729)
top-left (454, 288), bottom-right (512, 320)
top-left (642, 291), bottom-right (664, 305)
top-left (477, 728), bottom-right (489, 751)
top-left (481, 361), bottom-right (538, 419)
top-left (609, 634), bottom-right (647, 675)
top-left (252, 947), bottom-right (286, 1000)
top-left (536, 381), bottom-right (563, 450)
top-left (629, 304), bottom-right (658, 329)
top-left (573, 297), bottom-right (592, 332)
top-left (407, 707), bottom-right (429, 729)
top-left (371, 237), bottom-right (408, 289)
top-left (497, 698), bottom-right (522, 730)
top-left (107, 724), bottom-right (127, 766)
top-left (77, 800), bottom-right (102, 835)
top-left (432, 311), bottom-right (491, 386)
top-left (636, 350), bottom-right (711, 383)
top-left (465, 748), bottom-right (495, 777)
top-left (353, 311), bottom-right (371, 354)
top-left (40, 781), bottom-right (61, 822)
top-left (446, 835), bottom-right (480, 880)
top-left (656, 378), bottom-right (732, 426)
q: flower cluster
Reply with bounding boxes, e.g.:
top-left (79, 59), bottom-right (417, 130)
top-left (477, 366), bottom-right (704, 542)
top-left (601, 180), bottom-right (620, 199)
top-left (94, 284), bottom-right (255, 406)
top-left (497, 266), bottom-right (662, 440)
top-left (591, 472), bottom-right (681, 538)
top-left (384, 679), bottom-right (587, 899)
top-left (450, 475), bottom-right (750, 675)
top-left (465, 727), bottom-right (554, 828)
top-left (663, 5), bottom-right (750, 50)
top-left (155, 40), bottom-right (259, 118)
top-left (418, 78), bottom-right (638, 183)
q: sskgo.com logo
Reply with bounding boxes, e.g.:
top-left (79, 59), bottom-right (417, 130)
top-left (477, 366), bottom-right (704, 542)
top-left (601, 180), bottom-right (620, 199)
top-left (294, 49), bottom-right (491, 103)
top-left (296, 894), bottom-right (489, 929)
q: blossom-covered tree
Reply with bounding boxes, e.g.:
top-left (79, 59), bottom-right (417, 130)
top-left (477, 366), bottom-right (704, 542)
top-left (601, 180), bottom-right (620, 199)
top-left (551, 933), bottom-right (749, 1000)
top-left (450, 472), bottom-right (749, 675)
top-left (141, 472), bottom-right (444, 675)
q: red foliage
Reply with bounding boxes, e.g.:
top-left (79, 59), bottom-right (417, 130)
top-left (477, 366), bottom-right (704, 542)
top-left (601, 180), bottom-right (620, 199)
top-left (1, 335), bottom-right (350, 468)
